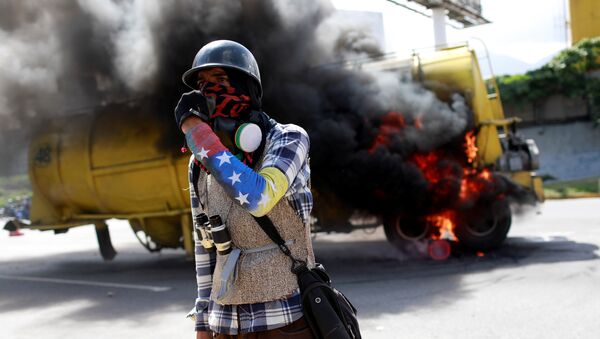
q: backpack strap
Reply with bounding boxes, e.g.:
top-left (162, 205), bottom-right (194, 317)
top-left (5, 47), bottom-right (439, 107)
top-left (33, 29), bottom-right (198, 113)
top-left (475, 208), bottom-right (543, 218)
top-left (191, 161), bottom-right (206, 210)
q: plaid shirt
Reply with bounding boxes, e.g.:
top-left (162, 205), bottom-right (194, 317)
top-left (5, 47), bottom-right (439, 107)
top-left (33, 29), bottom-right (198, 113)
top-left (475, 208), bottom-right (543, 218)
top-left (188, 120), bottom-right (312, 335)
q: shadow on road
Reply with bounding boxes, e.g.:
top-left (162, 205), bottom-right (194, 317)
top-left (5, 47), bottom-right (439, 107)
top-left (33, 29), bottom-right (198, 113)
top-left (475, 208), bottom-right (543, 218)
top-left (0, 246), bottom-right (196, 324)
top-left (313, 234), bottom-right (599, 318)
top-left (0, 233), bottom-right (597, 322)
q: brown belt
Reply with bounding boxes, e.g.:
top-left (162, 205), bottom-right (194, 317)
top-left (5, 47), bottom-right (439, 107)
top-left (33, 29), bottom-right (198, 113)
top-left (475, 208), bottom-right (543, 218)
top-left (214, 317), bottom-right (314, 339)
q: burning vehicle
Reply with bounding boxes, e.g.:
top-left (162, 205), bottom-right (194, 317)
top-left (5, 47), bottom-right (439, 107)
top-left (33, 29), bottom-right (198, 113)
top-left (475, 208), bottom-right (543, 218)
top-left (311, 44), bottom-right (543, 255)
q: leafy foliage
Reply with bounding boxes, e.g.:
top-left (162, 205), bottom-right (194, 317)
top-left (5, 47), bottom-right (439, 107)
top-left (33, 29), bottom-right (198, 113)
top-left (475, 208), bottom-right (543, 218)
top-left (544, 176), bottom-right (600, 199)
top-left (494, 37), bottom-right (600, 123)
top-left (0, 175), bottom-right (31, 206)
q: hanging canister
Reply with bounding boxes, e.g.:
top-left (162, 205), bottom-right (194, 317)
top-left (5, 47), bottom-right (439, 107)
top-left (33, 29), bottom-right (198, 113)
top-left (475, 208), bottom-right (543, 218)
top-left (209, 215), bottom-right (232, 255)
top-left (194, 213), bottom-right (215, 252)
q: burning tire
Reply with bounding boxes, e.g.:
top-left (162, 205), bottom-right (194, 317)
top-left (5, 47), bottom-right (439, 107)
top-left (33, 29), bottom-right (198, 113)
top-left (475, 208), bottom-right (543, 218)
top-left (454, 199), bottom-right (512, 251)
top-left (383, 215), bottom-right (430, 252)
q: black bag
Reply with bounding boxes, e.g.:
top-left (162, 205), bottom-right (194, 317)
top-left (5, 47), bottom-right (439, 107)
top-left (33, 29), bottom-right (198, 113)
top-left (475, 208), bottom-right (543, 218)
top-left (253, 216), bottom-right (362, 339)
top-left (295, 263), bottom-right (361, 339)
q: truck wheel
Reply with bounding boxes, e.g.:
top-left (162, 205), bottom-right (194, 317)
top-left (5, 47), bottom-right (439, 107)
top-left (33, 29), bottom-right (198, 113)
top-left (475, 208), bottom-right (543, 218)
top-left (383, 215), bottom-right (429, 253)
top-left (454, 199), bottom-right (512, 251)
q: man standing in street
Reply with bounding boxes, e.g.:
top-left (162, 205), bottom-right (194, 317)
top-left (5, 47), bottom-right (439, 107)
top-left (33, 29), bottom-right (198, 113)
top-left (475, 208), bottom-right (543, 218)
top-left (174, 40), bottom-right (316, 339)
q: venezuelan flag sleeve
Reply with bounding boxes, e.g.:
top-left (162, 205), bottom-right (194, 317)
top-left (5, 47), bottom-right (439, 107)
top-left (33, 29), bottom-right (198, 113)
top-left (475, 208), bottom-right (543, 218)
top-left (185, 121), bottom-right (308, 217)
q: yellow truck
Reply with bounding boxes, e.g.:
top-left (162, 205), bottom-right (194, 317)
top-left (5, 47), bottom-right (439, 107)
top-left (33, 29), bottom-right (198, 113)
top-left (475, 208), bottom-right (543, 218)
top-left (11, 44), bottom-right (543, 259)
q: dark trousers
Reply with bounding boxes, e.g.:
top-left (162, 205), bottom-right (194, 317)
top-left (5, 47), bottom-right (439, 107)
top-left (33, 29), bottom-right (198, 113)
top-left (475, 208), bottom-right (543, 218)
top-left (214, 317), bottom-right (314, 339)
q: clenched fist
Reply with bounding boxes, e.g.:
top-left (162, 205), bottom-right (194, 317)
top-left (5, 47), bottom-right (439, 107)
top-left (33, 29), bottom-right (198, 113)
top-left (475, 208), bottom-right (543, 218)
top-left (174, 91), bottom-right (209, 129)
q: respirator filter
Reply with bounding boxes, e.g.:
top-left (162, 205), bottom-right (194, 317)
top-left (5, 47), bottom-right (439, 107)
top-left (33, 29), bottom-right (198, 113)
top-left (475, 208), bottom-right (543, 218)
top-left (235, 123), bottom-right (262, 153)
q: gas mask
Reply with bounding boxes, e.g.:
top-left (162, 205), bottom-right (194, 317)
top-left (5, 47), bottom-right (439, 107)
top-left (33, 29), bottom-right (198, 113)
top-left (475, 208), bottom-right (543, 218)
top-left (200, 82), bottom-right (264, 155)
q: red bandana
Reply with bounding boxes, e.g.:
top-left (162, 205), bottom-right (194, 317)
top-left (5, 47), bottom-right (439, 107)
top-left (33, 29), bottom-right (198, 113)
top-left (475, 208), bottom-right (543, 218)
top-left (200, 82), bottom-right (251, 119)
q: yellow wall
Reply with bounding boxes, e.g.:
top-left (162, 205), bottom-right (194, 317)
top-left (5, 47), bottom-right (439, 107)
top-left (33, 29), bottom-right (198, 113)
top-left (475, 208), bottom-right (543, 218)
top-left (570, 0), bottom-right (600, 44)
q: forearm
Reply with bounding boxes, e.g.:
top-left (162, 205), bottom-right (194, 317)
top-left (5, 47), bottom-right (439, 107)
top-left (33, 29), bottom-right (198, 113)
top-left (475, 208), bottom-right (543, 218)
top-left (185, 122), bottom-right (288, 216)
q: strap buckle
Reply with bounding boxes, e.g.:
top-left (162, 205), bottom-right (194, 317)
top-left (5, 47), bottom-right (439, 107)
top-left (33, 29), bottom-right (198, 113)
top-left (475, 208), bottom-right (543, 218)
top-left (278, 243), bottom-right (292, 256)
top-left (291, 258), bottom-right (307, 274)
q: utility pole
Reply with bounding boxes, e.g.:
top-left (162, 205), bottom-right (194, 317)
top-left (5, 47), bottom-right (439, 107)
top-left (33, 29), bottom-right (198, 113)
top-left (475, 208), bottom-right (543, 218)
top-left (431, 6), bottom-right (448, 48)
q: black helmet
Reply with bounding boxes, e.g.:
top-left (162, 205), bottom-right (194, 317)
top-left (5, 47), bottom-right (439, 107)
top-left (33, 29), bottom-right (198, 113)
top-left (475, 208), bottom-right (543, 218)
top-left (182, 40), bottom-right (262, 97)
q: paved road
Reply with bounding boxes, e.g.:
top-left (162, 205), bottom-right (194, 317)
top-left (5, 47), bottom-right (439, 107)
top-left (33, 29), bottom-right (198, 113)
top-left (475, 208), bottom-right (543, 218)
top-left (1, 198), bottom-right (599, 339)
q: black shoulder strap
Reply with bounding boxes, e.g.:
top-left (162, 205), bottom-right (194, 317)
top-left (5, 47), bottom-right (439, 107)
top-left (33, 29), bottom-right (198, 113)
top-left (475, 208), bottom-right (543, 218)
top-left (253, 216), bottom-right (285, 246)
top-left (252, 215), bottom-right (307, 273)
top-left (191, 161), bottom-right (205, 210)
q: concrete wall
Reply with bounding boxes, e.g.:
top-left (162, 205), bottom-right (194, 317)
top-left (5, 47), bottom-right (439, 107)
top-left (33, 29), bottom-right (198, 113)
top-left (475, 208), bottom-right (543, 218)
top-left (504, 95), bottom-right (589, 125)
top-left (518, 121), bottom-right (600, 181)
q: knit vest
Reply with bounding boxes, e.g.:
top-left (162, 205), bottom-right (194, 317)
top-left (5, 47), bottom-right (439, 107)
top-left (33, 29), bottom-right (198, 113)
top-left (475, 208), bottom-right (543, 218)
top-left (206, 175), bottom-right (315, 305)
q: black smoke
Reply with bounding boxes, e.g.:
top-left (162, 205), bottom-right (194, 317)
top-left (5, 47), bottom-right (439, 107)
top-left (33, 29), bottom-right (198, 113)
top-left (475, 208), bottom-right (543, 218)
top-left (0, 0), bottom-right (529, 221)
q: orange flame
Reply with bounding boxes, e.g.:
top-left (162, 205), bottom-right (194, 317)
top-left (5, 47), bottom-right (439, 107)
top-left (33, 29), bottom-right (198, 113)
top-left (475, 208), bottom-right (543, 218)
top-left (369, 112), bottom-right (406, 153)
top-left (412, 152), bottom-right (441, 183)
top-left (480, 169), bottom-right (491, 180)
top-left (464, 131), bottom-right (478, 164)
top-left (427, 212), bottom-right (457, 241)
top-left (460, 168), bottom-right (492, 201)
top-left (414, 116), bottom-right (423, 129)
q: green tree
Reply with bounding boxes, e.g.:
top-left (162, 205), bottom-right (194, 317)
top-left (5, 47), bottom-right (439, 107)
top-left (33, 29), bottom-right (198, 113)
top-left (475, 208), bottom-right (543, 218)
top-left (493, 37), bottom-right (600, 124)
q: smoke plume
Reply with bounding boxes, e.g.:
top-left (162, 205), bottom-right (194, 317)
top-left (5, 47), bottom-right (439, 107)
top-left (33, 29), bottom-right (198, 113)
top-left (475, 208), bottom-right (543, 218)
top-left (0, 0), bottom-right (529, 221)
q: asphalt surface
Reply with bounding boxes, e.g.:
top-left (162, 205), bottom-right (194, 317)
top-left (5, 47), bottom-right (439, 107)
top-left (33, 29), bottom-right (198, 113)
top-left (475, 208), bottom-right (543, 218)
top-left (1, 198), bottom-right (599, 339)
